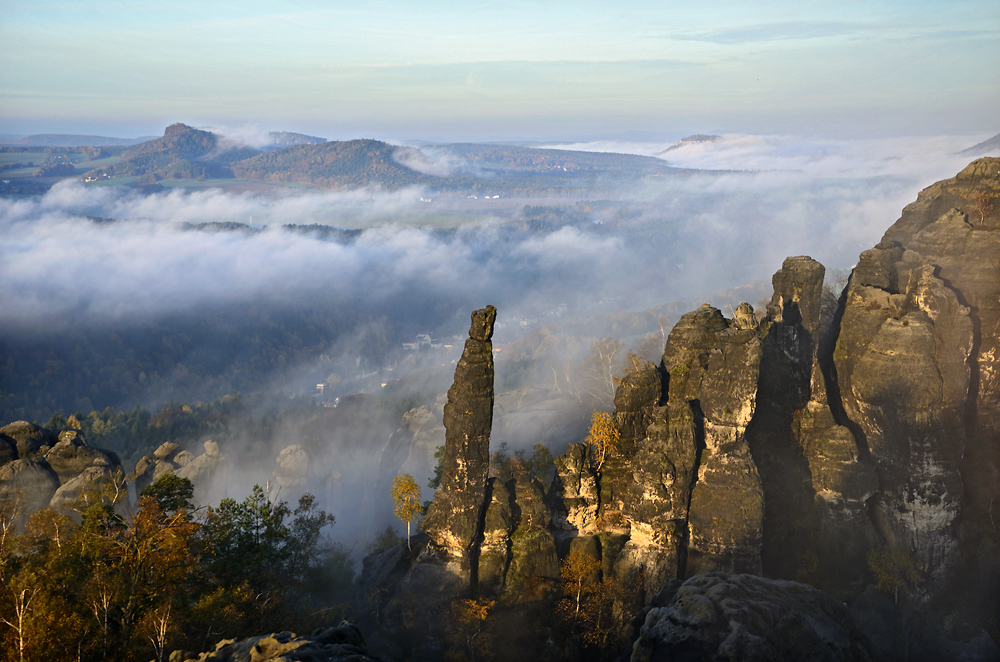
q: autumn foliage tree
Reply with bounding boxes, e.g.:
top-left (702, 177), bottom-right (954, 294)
top-left (585, 411), bottom-right (620, 473)
top-left (974, 189), bottom-right (995, 226)
top-left (867, 546), bottom-right (921, 604)
top-left (0, 475), bottom-right (345, 662)
top-left (557, 547), bottom-right (601, 627)
top-left (392, 473), bottom-right (422, 551)
top-left (556, 547), bottom-right (635, 656)
top-left (447, 597), bottom-right (495, 662)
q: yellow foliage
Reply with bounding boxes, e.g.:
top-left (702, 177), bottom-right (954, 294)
top-left (391, 473), bottom-right (422, 549)
top-left (585, 411), bottom-right (620, 472)
top-left (867, 546), bottom-right (921, 603)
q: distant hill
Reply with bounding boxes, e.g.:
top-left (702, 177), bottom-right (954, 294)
top-left (959, 132), bottom-right (1000, 156)
top-left (85, 123), bottom-right (262, 181)
top-left (64, 123), bottom-right (709, 194)
top-left (659, 134), bottom-right (721, 155)
top-left (0, 134), bottom-right (155, 147)
top-left (440, 143), bottom-right (682, 175)
top-left (231, 139), bottom-right (428, 189)
top-left (263, 131), bottom-right (327, 150)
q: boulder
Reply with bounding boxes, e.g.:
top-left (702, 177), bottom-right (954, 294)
top-left (49, 465), bottom-right (117, 514)
top-left (631, 573), bottom-right (872, 662)
top-left (171, 621), bottom-right (377, 661)
top-left (0, 421), bottom-right (58, 461)
top-left (44, 435), bottom-right (120, 485)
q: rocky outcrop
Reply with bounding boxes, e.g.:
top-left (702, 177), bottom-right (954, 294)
top-left (0, 421), bottom-right (58, 461)
top-left (171, 621), bottom-right (377, 662)
top-left (834, 158), bottom-right (1000, 594)
top-left (508, 473), bottom-right (559, 583)
top-left (654, 304), bottom-right (764, 576)
top-left (44, 429), bottom-right (120, 484)
top-left (0, 434), bottom-right (16, 465)
top-left (356, 162), bottom-right (1000, 658)
top-left (420, 305), bottom-right (497, 581)
top-left (631, 573), bottom-right (872, 662)
top-left (616, 400), bottom-right (693, 596)
top-left (685, 316), bottom-right (764, 575)
top-left (378, 405), bottom-right (444, 490)
top-left (49, 464), bottom-right (117, 513)
top-left (479, 479), bottom-right (514, 594)
top-left (748, 257), bottom-right (877, 595)
top-left (134, 440), bottom-right (226, 504)
top-left (0, 423), bottom-right (123, 523)
top-left (550, 442), bottom-right (600, 537)
top-left (271, 444), bottom-right (310, 493)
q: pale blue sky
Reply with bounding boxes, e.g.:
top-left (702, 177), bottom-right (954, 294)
top-left (1, 0), bottom-right (997, 140)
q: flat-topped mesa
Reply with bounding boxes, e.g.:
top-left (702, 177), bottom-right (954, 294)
top-left (421, 305), bottom-right (497, 567)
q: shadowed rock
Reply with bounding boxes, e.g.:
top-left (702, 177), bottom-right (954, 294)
top-left (0, 421), bottom-right (58, 461)
top-left (631, 573), bottom-right (872, 662)
top-left (171, 620), bottom-right (377, 662)
top-left (749, 256), bottom-right (877, 597)
top-left (833, 159), bottom-right (1000, 594)
top-left (420, 305), bottom-right (497, 578)
top-left (0, 459), bottom-right (60, 521)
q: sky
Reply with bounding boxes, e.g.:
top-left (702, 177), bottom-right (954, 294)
top-left (1, 0), bottom-right (997, 141)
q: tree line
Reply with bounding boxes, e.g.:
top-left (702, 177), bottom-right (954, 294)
top-left (0, 474), bottom-right (350, 662)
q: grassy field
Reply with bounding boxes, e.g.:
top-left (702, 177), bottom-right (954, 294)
top-left (0, 150), bottom-right (47, 165)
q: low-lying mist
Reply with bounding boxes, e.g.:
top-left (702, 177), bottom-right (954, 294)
top-left (1, 132), bottom-right (989, 550)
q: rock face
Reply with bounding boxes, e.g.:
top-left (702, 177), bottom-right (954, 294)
top-left (748, 257), bottom-right (877, 595)
top-left (420, 305), bottom-right (497, 580)
top-left (834, 158), bottom-right (1000, 594)
top-left (683, 313), bottom-right (764, 576)
top-left (357, 160), bottom-right (1000, 662)
top-left (0, 460), bottom-right (60, 519)
top-left (631, 573), bottom-right (872, 662)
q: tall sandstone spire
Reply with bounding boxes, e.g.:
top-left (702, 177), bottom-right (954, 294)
top-left (420, 305), bottom-right (497, 578)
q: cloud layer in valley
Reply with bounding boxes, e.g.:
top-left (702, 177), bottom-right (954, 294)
top-left (3, 133), bottom-right (987, 334)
